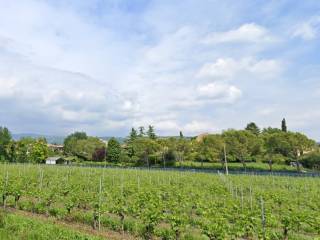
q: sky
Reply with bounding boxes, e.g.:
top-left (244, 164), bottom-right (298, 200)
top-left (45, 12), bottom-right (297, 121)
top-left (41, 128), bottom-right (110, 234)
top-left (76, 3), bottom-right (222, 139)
top-left (0, 0), bottom-right (320, 139)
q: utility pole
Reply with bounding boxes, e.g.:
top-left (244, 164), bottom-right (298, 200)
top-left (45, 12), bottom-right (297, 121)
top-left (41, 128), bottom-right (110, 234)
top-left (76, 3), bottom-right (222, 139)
top-left (224, 144), bottom-right (229, 175)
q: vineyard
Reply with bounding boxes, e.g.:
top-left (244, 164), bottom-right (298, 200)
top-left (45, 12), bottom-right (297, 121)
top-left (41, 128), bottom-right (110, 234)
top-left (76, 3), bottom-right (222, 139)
top-left (0, 164), bottom-right (319, 240)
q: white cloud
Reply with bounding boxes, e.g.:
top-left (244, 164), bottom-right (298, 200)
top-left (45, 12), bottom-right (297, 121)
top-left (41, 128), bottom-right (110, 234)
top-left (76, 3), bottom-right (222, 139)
top-left (292, 16), bottom-right (320, 40)
top-left (197, 57), bottom-right (283, 80)
top-left (183, 121), bottom-right (216, 135)
top-left (293, 23), bottom-right (317, 40)
top-left (203, 23), bottom-right (276, 44)
top-left (154, 119), bottom-right (216, 136)
top-left (0, 77), bottom-right (17, 97)
top-left (197, 82), bottom-right (242, 103)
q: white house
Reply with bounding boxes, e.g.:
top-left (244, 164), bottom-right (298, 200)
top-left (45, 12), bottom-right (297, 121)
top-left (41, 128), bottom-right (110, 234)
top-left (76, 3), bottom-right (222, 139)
top-left (45, 157), bottom-right (65, 165)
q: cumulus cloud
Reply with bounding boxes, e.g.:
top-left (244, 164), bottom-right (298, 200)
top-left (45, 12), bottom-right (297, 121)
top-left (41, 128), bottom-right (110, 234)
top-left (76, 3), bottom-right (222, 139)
top-left (292, 16), bottom-right (320, 40)
top-left (202, 23), bottom-right (276, 44)
top-left (197, 82), bottom-right (242, 103)
top-left (197, 57), bottom-right (283, 80)
top-left (154, 119), bottom-right (217, 136)
top-left (0, 42), bottom-right (134, 134)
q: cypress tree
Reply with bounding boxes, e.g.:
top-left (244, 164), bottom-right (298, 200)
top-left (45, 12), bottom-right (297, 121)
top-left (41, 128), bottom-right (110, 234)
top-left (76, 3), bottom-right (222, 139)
top-left (129, 128), bottom-right (138, 140)
top-left (138, 126), bottom-right (145, 137)
top-left (281, 118), bottom-right (287, 132)
top-left (147, 125), bottom-right (156, 139)
top-left (179, 131), bottom-right (184, 138)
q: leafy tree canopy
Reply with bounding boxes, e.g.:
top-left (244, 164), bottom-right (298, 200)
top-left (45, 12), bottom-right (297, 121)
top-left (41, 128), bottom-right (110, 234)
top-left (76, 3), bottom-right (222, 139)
top-left (245, 122), bottom-right (260, 135)
top-left (107, 137), bottom-right (121, 162)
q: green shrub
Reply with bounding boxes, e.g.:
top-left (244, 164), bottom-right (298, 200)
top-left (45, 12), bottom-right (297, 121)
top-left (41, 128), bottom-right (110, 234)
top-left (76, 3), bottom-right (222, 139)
top-left (300, 152), bottom-right (320, 169)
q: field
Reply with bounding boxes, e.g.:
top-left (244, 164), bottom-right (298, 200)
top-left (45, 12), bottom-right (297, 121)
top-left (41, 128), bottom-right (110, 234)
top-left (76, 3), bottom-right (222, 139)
top-left (0, 164), bottom-right (319, 240)
top-left (0, 211), bottom-right (103, 240)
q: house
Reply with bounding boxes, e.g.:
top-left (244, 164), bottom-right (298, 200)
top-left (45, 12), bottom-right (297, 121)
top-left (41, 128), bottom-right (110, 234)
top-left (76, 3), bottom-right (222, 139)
top-left (45, 156), bottom-right (66, 165)
top-left (196, 133), bottom-right (209, 143)
top-left (47, 144), bottom-right (64, 153)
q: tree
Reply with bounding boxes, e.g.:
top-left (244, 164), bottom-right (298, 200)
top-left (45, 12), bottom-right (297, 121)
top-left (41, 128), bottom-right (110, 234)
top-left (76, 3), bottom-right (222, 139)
top-left (29, 139), bottom-right (48, 163)
top-left (245, 122), bottom-right (260, 135)
top-left (107, 138), bottom-right (121, 162)
top-left (262, 130), bottom-right (315, 171)
top-left (126, 137), bottom-right (160, 166)
top-left (222, 130), bottom-right (262, 170)
top-left (287, 132), bottom-right (315, 171)
top-left (0, 127), bottom-right (12, 161)
top-left (14, 137), bottom-right (35, 163)
top-left (179, 131), bottom-right (184, 139)
top-left (281, 118), bottom-right (287, 132)
top-left (176, 137), bottom-right (189, 166)
top-left (64, 132), bottom-right (88, 155)
top-left (64, 132), bottom-right (87, 143)
top-left (129, 128), bottom-right (138, 141)
top-left (92, 148), bottom-right (106, 162)
top-left (147, 125), bottom-right (156, 139)
top-left (262, 127), bottom-right (282, 134)
top-left (300, 152), bottom-right (320, 170)
top-left (73, 137), bottom-right (106, 161)
top-left (263, 131), bottom-right (291, 157)
top-left (196, 134), bottom-right (224, 164)
top-left (138, 126), bottom-right (145, 137)
top-left (5, 140), bottom-right (18, 163)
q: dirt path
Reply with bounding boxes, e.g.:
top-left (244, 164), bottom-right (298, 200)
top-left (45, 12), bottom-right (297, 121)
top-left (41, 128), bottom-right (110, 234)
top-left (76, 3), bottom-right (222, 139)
top-left (6, 207), bottom-right (138, 240)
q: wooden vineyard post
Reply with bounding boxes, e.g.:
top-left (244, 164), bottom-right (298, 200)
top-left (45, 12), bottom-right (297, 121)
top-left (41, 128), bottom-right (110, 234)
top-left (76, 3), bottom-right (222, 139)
top-left (39, 169), bottom-right (44, 190)
top-left (241, 187), bottom-right (244, 210)
top-left (260, 196), bottom-right (266, 240)
top-left (224, 144), bottom-right (229, 175)
top-left (249, 185), bottom-right (253, 210)
top-left (39, 169), bottom-right (44, 203)
top-left (98, 176), bottom-right (102, 231)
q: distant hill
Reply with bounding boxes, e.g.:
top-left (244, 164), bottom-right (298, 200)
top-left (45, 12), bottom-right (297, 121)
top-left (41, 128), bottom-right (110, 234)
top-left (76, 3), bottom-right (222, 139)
top-left (12, 133), bottom-right (66, 145)
top-left (12, 134), bottom-right (194, 145)
top-left (12, 134), bottom-right (126, 145)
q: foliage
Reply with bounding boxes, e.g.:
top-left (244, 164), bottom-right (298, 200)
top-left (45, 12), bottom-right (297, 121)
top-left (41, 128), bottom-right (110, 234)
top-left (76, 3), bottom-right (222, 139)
top-left (0, 122), bottom-right (318, 172)
top-left (126, 137), bottom-right (160, 165)
top-left (63, 132), bottom-right (88, 155)
top-left (129, 128), bottom-right (138, 141)
top-left (245, 122), bottom-right (260, 135)
top-left (64, 132), bottom-right (105, 161)
top-left (29, 138), bottom-right (48, 163)
top-left (147, 125), bottom-right (156, 139)
top-left (300, 152), bottom-right (320, 169)
top-left (0, 127), bottom-right (12, 161)
top-left (222, 130), bottom-right (262, 164)
top-left (138, 126), bottom-right (145, 137)
top-left (107, 138), bottom-right (121, 162)
top-left (282, 118), bottom-right (287, 132)
top-left (179, 131), bottom-right (184, 138)
top-left (196, 134), bottom-right (224, 163)
top-left (92, 148), bottom-right (106, 162)
top-left (73, 137), bottom-right (105, 161)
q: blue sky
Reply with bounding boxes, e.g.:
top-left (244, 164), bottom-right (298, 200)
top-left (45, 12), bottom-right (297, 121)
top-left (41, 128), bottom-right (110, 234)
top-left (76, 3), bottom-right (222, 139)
top-left (0, 0), bottom-right (320, 139)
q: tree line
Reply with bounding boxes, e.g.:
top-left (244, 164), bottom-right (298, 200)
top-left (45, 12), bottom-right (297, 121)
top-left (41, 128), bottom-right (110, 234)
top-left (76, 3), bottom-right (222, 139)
top-left (0, 119), bottom-right (319, 171)
top-left (0, 127), bottom-right (48, 163)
